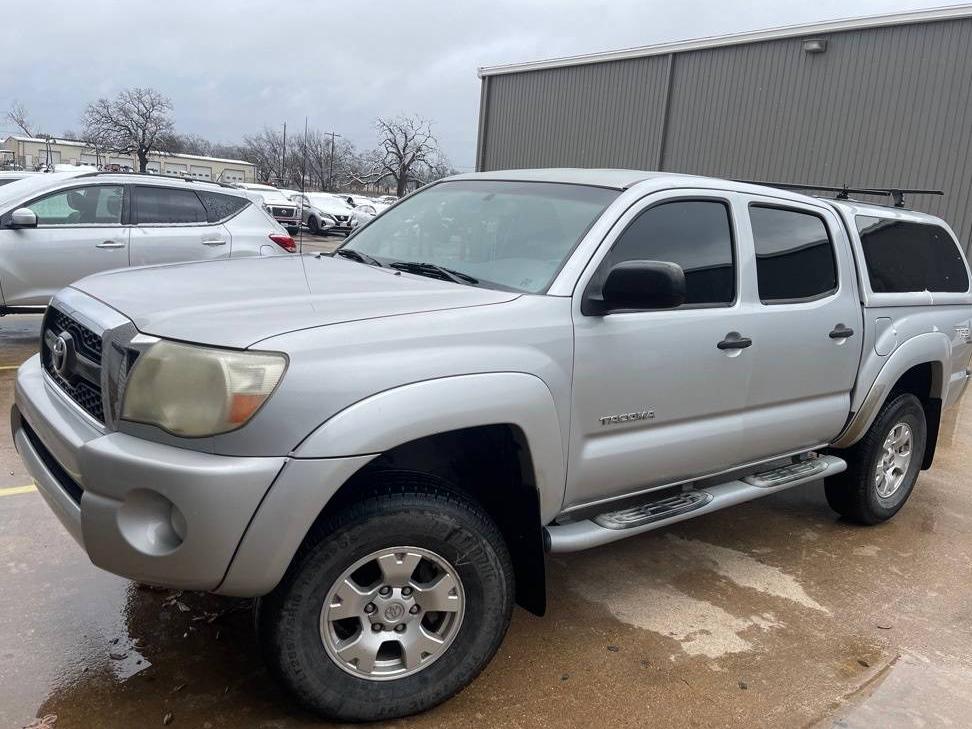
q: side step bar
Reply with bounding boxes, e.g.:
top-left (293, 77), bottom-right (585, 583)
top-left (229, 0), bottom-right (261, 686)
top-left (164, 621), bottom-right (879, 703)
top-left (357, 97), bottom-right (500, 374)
top-left (546, 454), bottom-right (846, 553)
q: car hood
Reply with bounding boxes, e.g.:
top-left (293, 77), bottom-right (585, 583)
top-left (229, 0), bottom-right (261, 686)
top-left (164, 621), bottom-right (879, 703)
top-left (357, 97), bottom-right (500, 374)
top-left (72, 254), bottom-right (520, 348)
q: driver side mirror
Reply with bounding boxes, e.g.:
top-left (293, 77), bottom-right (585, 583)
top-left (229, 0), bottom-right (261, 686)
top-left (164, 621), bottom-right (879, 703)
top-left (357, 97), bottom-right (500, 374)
top-left (583, 260), bottom-right (686, 315)
top-left (9, 208), bottom-right (37, 229)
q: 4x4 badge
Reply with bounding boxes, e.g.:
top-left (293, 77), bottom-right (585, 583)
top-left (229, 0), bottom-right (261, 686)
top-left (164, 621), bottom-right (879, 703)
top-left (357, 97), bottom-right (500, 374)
top-left (599, 410), bottom-right (654, 426)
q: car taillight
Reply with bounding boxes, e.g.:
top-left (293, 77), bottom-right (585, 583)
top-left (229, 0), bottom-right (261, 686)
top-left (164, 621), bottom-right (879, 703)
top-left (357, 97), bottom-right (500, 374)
top-left (269, 233), bottom-right (296, 253)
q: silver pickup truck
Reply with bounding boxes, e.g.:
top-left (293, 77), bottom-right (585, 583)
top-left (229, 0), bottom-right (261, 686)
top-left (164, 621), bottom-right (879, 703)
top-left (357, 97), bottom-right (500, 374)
top-left (12, 169), bottom-right (972, 721)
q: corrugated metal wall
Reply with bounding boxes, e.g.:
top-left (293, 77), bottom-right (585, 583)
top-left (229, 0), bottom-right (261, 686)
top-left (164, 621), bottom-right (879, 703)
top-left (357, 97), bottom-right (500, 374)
top-left (479, 18), bottom-right (972, 252)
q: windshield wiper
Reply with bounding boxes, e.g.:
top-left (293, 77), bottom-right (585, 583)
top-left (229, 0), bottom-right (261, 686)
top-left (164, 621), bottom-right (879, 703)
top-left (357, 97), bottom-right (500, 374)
top-left (333, 248), bottom-right (383, 267)
top-left (389, 261), bottom-right (479, 285)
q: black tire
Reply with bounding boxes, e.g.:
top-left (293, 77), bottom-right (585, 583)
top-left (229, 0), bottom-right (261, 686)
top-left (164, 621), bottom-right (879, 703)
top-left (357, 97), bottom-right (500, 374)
top-left (307, 216), bottom-right (320, 235)
top-left (286, 225), bottom-right (299, 235)
top-left (256, 478), bottom-right (514, 722)
top-left (825, 392), bottom-right (926, 524)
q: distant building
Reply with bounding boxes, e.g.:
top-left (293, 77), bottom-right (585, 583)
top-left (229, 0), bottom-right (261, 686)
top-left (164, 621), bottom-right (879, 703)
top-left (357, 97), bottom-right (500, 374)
top-left (0, 135), bottom-right (256, 183)
top-left (476, 5), bottom-right (972, 252)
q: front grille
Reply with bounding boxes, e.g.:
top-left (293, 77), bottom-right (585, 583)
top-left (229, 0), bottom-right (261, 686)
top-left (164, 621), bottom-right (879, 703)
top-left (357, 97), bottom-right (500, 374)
top-left (271, 206), bottom-right (296, 218)
top-left (334, 214), bottom-right (349, 222)
top-left (41, 307), bottom-right (105, 423)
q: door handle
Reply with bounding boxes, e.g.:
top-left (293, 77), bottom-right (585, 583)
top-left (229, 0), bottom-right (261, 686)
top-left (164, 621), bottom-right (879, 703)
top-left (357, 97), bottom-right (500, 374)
top-left (717, 332), bottom-right (753, 350)
top-left (95, 240), bottom-right (125, 249)
top-left (202, 238), bottom-right (227, 246)
top-left (829, 324), bottom-right (855, 339)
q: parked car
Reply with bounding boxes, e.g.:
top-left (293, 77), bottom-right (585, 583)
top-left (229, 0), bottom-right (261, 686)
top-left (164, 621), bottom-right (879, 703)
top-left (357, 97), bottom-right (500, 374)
top-left (290, 192), bottom-right (355, 235)
top-left (349, 198), bottom-right (390, 229)
top-left (0, 171), bottom-right (294, 314)
top-left (13, 169), bottom-right (972, 721)
top-left (237, 183), bottom-right (301, 234)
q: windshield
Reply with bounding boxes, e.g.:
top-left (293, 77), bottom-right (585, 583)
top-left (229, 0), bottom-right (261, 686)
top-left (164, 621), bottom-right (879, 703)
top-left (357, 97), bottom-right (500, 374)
top-left (342, 180), bottom-right (618, 293)
top-left (307, 193), bottom-right (350, 210)
top-left (254, 189), bottom-right (290, 203)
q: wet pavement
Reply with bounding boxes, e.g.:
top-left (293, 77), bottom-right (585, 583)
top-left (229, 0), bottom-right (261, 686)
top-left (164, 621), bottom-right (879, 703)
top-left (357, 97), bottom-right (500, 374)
top-left (3, 312), bottom-right (972, 728)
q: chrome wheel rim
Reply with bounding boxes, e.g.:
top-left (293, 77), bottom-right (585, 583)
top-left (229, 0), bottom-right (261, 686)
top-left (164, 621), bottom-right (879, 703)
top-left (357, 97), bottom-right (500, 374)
top-left (875, 422), bottom-right (913, 498)
top-left (320, 546), bottom-right (465, 681)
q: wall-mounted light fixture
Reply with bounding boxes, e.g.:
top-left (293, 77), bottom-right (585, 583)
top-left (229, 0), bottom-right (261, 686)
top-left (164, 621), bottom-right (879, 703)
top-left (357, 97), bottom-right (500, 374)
top-left (802, 38), bottom-right (828, 54)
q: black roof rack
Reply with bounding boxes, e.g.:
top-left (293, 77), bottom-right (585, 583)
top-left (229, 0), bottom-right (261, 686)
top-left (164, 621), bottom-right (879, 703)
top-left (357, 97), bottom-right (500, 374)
top-left (736, 180), bottom-right (944, 209)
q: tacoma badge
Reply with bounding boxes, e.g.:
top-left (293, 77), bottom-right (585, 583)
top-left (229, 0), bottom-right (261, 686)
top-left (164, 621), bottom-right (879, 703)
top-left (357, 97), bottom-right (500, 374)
top-left (599, 410), bottom-right (655, 426)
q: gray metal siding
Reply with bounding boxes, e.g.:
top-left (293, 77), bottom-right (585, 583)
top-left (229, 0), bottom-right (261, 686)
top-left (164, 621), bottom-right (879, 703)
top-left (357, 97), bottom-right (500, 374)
top-left (482, 56), bottom-right (671, 172)
top-left (479, 18), bottom-right (972, 253)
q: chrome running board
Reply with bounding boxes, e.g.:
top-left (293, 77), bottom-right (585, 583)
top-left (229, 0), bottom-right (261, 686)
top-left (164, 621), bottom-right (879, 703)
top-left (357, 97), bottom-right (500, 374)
top-left (546, 454), bottom-right (846, 553)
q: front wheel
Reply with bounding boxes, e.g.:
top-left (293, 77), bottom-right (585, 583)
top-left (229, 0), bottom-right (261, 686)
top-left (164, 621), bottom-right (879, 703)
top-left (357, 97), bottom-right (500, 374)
top-left (825, 392), bottom-right (926, 524)
top-left (257, 481), bottom-right (514, 721)
top-left (307, 216), bottom-right (320, 235)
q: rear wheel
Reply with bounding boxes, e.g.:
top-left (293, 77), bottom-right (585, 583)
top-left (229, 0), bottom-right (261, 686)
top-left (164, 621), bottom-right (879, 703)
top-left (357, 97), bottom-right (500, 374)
top-left (257, 480), bottom-right (514, 721)
top-left (825, 393), bottom-right (926, 524)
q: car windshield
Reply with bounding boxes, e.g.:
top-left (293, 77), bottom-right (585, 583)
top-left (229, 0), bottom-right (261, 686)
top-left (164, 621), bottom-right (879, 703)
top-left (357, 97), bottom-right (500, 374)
top-left (342, 180), bottom-right (618, 293)
top-left (307, 193), bottom-right (349, 209)
top-left (253, 190), bottom-right (289, 203)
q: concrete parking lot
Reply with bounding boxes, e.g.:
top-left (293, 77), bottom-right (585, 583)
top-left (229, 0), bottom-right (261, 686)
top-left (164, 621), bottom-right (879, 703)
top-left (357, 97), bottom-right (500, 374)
top-left (2, 285), bottom-right (972, 728)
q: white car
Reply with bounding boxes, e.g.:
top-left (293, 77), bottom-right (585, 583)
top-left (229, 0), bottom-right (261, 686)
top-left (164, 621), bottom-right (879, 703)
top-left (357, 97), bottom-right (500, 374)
top-left (237, 183), bottom-right (301, 233)
top-left (0, 171), bottom-right (295, 314)
top-left (349, 198), bottom-right (391, 229)
top-left (289, 192), bottom-right (355, 235)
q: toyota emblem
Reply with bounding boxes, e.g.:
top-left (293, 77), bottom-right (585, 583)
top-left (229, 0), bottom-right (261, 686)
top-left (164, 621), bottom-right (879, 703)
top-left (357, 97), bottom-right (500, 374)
top-left (51, 333), bottom-right (70, 376)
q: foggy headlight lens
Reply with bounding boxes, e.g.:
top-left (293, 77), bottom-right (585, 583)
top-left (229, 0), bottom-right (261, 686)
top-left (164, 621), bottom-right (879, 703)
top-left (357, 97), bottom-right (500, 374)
top-left (121, 340), bottom-right (286, 437)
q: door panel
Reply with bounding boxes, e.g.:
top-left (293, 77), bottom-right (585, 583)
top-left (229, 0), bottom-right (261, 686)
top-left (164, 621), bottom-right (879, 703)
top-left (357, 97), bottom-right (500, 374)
top-left (129, 223), bottom-right (231, 266)
top-left (129, 185), bottom-right (231, 266)
top-left (741, 198), bottom-right (864, 457)
top-left (0, 228), bottom-right (130, 307)
top-left (0, 184), bottom-right (128, 308)
top-left (567, 193), bottom-right (756, 509)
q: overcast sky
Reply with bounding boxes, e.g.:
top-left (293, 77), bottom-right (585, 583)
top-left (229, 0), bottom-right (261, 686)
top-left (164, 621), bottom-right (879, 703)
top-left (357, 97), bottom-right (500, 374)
top-left (0, 0), bottom-right (957, 170)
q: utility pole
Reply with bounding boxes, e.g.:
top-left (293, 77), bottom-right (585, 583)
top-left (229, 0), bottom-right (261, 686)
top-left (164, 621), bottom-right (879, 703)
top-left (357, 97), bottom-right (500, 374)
top-left (326, 130), bottom-right (343, 191)
top-left (281, 122), bottom-right (287, 187)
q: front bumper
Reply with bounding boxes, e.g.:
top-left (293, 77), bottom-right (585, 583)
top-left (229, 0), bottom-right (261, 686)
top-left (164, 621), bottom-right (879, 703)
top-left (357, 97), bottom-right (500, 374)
top-left (13, 355), bottom-right (287, 591)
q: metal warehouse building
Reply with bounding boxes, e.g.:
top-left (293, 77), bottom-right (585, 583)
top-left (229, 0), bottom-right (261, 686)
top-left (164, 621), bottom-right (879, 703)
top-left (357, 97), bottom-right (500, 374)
top-left (475, 5), bottom-right (972, 252)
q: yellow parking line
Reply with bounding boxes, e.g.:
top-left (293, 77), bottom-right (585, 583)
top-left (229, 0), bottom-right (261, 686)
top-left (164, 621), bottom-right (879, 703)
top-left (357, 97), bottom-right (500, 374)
top-left (0, 484), bottom-right (36, 497)
top-left (0, 365), bottom-right (22, 371)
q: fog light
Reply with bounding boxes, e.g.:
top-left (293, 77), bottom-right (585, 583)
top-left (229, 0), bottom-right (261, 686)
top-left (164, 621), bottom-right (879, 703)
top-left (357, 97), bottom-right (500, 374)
top-left (117, 489), bottom-right (185, 556)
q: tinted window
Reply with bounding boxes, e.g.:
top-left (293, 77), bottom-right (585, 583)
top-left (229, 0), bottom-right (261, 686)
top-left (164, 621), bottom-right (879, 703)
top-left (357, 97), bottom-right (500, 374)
top-left (196, 190), bottom-right (249, 222)
top-left (604, 200), bottom-right (735, 305)
top-left (750, 206), bottom-right (837, 302)
top-left (28, 185), bottom-right (123, 226)
top-left (857, 217), bottom-right (969, 293)
top-left (134, 186), bottom-right (207, 224)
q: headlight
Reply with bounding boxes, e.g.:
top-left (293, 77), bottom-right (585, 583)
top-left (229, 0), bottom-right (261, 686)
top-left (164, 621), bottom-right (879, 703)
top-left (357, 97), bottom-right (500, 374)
top-left (121, 340), bottom-right (287, 437)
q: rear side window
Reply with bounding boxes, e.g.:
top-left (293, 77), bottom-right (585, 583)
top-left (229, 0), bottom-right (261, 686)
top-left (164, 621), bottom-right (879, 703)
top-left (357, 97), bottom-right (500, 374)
top-left (605, 200), bottom-right (735, 306)
top-left (856, 217), bottom-right (969, 293)
top-left (196, 190), bottom-right (249, 223)
top-left (750, 205), bottom-right (837, 302)
top-left (134, 186), bottom-right (207, 224)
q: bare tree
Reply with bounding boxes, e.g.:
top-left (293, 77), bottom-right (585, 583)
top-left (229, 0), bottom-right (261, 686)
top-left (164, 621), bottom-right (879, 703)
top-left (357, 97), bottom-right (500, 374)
top-left (361, 115), bottom-right (439, 198)
top-left (81, 88), bottom-right (174, 172)
top-left (7, 101), bottom-right (35, 137)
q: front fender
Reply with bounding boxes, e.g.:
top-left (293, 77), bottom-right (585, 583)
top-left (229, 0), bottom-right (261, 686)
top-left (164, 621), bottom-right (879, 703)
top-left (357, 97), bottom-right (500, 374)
top-left (294, 372), bottom-right (567, 522)
top-left (834, 332), bottom-right (949, 448)
top-left (217, 373), bottom-right (566, 597)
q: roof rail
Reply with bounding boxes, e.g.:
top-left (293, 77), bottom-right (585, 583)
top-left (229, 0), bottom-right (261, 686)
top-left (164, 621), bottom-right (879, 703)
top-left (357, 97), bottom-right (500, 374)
top-left (737, 180), bottom-right (944, 208)
top-left (70, 169), bottom-right (239, 190)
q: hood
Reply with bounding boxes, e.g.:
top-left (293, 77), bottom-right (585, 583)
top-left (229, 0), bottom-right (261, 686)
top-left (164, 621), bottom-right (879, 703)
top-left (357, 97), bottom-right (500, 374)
top-left (72, 255), bottom-right (520, 348)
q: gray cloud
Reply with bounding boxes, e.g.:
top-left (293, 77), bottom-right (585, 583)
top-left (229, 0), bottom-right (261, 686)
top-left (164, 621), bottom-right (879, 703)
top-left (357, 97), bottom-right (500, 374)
top-left (0, 0), bottom-right (950, 170)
